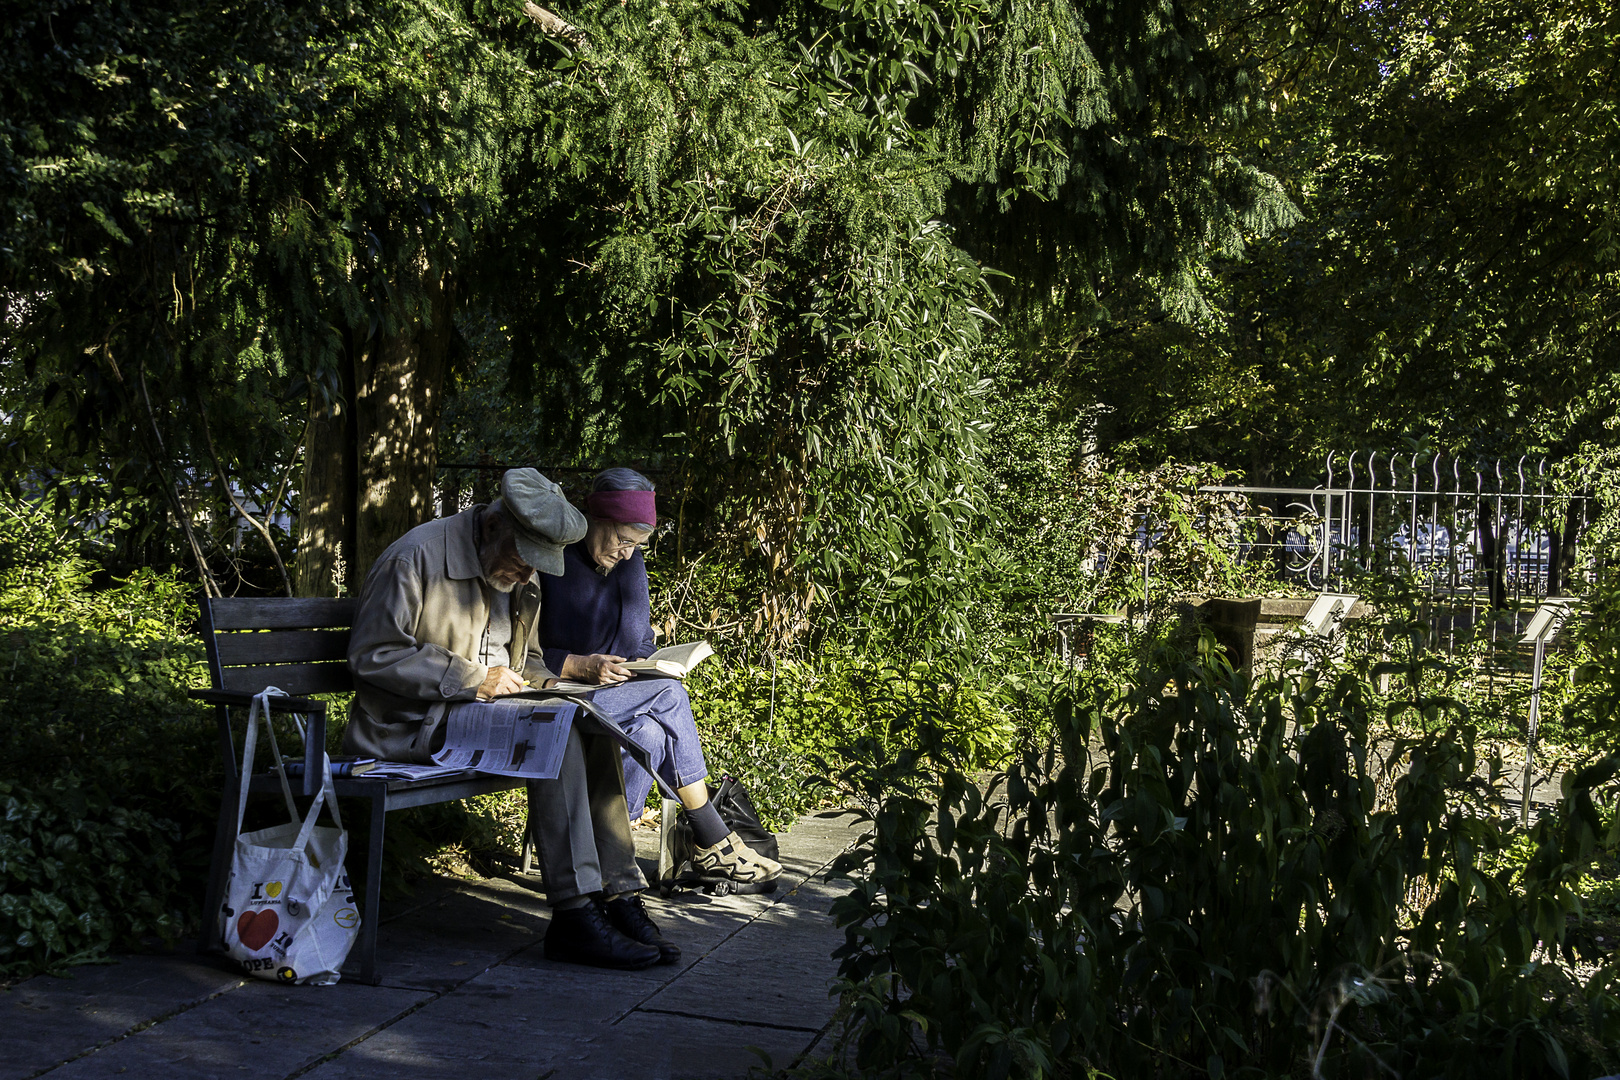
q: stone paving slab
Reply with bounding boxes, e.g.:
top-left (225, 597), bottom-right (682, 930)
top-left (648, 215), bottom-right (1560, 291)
top-left (43, 981), bottom-right (431, 1080)
top-left (1, 809), bottom-right (862, 1080)
top-left (632, 875), bottom-right (848, 1033)
top-left (297, 955), bottom-right (664, 1079)
top-left (604, 1010), bottom-right (817, 1079)
top-left (299, 1001), bottom-right (811, 1080)
top-left (1, 957), bottom-right (247, 1080)
top-left (342, 879), bottom-right (548, 992)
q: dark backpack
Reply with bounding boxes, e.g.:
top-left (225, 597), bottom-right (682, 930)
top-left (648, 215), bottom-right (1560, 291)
top-left (658, 775), bottom-right (779, 892)
top-left (705, 774), bottom-right (779, 862)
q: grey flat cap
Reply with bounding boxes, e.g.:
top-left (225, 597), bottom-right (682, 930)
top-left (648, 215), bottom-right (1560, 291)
top-left (500, 468), bottom-right (587, 576)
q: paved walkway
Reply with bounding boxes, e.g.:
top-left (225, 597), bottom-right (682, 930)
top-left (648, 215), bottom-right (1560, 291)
top-left (3, 811), bottom-right (862, 1080)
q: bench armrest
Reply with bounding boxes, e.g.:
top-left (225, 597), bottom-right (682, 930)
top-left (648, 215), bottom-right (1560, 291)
top-left (189, 689), bottom-right (329, 713)
top-left (190, 690), bottom-right (330, 796)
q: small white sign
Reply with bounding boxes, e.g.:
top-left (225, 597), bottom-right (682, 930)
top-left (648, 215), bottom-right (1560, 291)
top-left (1301, 593), bottom-right (1359, 637)
top-left (1520, 598), bottom-right (1579, 645)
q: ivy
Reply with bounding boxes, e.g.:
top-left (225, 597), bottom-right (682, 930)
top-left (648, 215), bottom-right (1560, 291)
top-left (0, 777), bottom-right (181, 978)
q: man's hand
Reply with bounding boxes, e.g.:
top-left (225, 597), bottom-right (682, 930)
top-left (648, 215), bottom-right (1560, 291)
top-left (476, 665), bottom-right (526, 701)
top-left (560, 652), bottom-right (632, 685)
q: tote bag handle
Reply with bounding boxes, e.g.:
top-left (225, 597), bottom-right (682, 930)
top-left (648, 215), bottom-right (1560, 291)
top-left (235, 688), bottom-right (344, 863)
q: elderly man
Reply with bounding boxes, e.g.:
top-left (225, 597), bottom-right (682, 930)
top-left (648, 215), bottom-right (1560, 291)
top-left (342, 468), bottom-right (678, 970)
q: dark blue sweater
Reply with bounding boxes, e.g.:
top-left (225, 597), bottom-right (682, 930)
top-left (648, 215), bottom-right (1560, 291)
top-left (538, 542), bottom-right (657, 673)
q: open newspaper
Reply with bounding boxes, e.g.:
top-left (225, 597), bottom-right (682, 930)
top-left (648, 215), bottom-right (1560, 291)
top-left (363, 692), bottom-right (673, 796)
top-left (364, 700), bottom-right (581, 782)
top-left (429, 699), bottom-right (579, 778)
top-left (492, 687), bottom-right (675, 798)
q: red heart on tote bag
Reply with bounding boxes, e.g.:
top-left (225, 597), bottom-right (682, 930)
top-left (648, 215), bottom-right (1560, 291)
top-left (237, 909), bottom-right (279, 951)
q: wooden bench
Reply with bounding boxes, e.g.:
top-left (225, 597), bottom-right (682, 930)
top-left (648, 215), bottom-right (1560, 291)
top-left (192, 593), bottom-right (533, 984)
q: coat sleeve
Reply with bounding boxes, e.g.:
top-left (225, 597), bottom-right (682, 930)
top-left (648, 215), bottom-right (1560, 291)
top-left (522, 640), bottom-right (559, 685)
top-left (348, 554), bottom-right (485, 702)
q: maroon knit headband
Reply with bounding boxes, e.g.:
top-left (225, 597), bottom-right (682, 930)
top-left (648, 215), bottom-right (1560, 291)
top-left (585, 489), bottom-right (657, 528)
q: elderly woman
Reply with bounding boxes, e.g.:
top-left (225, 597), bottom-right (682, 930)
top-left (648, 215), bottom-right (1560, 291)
top-left (538, 468), bottom-right (781, 890)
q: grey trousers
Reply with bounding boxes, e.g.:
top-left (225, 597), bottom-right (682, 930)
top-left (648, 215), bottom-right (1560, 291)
top-left (526, 722), bottom-right (647, 904)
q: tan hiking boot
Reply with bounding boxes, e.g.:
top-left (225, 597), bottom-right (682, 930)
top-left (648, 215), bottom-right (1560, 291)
top-left (692, 830), bottom-right (782, 888)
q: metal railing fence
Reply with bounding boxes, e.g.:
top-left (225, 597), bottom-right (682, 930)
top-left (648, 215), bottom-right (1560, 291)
top-left (1180, 452), bottom-right (1593, 670)
top-left (1069, 452), bottom-right (1595, 679)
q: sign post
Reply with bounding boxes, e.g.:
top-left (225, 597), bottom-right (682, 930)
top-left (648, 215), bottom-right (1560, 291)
top-left (1285, 592), bottom-right (1359, 670)
top-left (1519, 598), bottom-right (1579, 824)
top-left (1049, 612), bottom-right (1127, 669)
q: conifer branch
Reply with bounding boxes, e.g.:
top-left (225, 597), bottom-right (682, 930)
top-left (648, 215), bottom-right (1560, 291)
top-left (522, 3), bottom-right (590, 51)
top-left (129, 356), bottom-right (221, 598)
top-left (195, 399), bottom-right (295, 598)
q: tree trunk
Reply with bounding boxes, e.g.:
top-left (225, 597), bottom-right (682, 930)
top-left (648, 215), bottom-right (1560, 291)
top-left (294, 338), bottom-right (358, 597)
top-left (1545, 498), bottom-right (1586, 597)
top-left (353, 271), bottom-right (457, 583)
top-left (1547, 511), bottom-right (1565, 598)
top-left (1246, 448), bottom-right (1280, 573)
top-left (294, 271), bottom-right (458, 596)
top-left (1477, 498), bottom-right (1508, 610)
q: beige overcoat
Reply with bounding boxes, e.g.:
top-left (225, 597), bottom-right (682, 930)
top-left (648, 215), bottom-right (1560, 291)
top-left (342, 505), bottom-right (556, 762)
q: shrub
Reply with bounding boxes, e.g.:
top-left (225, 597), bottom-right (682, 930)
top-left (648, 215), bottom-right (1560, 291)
top-left (807, 639), bottom-right (1620, 1079)
top-left (688, 645), bottom-right (1015, 831)
top-left (0, 504), bottom-right (218, 977)
top-left (1568, 567), bottom-right (1620, 754)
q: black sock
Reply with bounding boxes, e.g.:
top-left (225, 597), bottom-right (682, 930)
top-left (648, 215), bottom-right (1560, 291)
top-left (686, 801), bottom-right (729, 848)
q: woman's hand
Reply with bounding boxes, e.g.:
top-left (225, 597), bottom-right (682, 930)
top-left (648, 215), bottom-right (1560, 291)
top-left (560, 652), bottom-right (632, 685)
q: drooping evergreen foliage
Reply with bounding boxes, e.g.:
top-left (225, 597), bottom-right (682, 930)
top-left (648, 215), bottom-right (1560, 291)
top-left (4, 0), bottom-right (1617, 628)
top-left (0, 0), bottom-right (328, 575)
top-left (1077, 0), bottom-right (1620, 480)
top-left (3, 0), bottom-right (1297, 646)
top-left (478, 0), bottom-right (1299, 650)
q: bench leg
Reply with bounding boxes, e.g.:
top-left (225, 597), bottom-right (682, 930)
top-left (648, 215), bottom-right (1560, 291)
top-left (198, 777), bottom-right (239, 955)
top-left (357, 792), bottom-right (386, 986)
top-left (656, 792), bottom-right (686, 894)
top-left (520, 802), bottom-right (536, 875)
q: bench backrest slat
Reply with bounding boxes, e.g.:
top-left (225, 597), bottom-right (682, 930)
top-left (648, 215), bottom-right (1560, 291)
top-left (214, 629), bottom-right (351, 666)
top-left (218, 661), bottom-right (356, 697)
top-left (201, 594), bottom-right (358, 699)
top-left (209, 597), bottom-right (358, 631)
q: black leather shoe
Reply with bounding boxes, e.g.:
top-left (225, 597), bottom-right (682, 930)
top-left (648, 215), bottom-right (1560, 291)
top-left (602, 893), bottom-right (680, 965)
top-left (544, 901), bottom-right (661, 970)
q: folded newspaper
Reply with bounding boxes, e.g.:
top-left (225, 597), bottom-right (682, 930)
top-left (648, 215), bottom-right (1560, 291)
top-left (361, 762), bottom-right (471, 782)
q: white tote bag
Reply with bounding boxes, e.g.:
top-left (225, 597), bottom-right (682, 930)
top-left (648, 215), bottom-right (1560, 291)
top-left (220, 689), bottom-right (360, 985)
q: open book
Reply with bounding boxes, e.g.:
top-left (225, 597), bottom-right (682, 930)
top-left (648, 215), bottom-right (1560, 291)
top-left (620, 641), bottom-right (714, 679)
top-left (493, 641), bottom-right (717, 698)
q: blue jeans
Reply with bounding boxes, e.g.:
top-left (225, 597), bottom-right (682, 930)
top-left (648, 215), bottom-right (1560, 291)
top-left (585, 678), bottom-right (709, 820)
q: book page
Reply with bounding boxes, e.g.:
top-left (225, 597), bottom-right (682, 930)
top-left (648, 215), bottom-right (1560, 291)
top-left (622, 640), bottom-right (713, 676)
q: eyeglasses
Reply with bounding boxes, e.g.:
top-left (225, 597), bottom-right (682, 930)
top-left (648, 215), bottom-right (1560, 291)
top-left (606, 531), bottom-right (647, 556)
